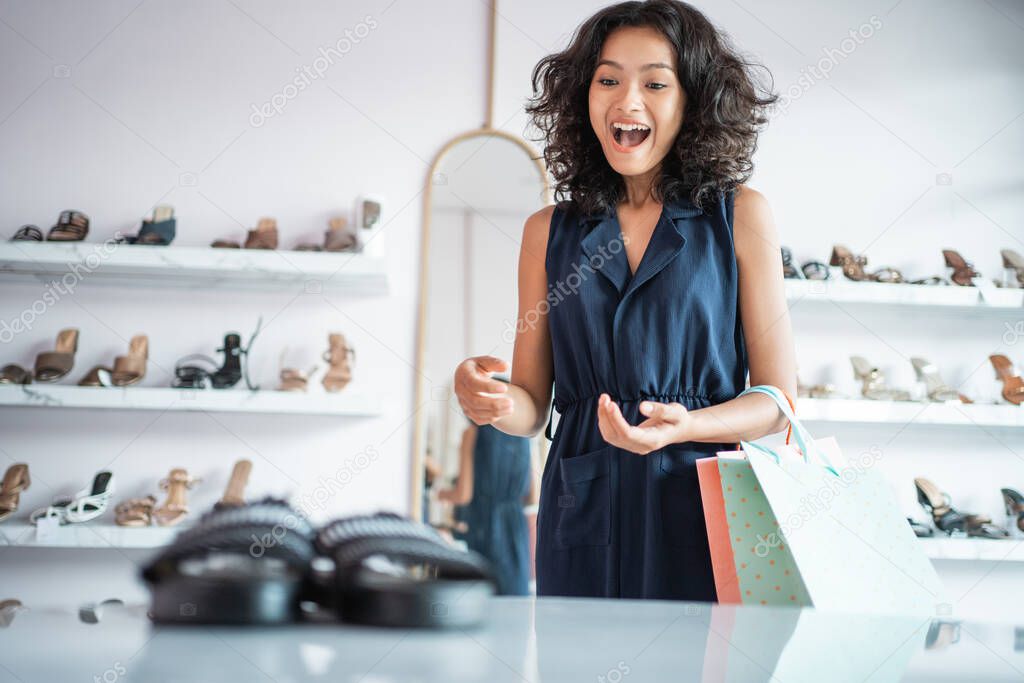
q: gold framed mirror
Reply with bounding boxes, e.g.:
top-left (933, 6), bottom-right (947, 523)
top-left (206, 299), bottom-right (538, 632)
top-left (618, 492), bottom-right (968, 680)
top-left (409, 2), bottom-right (552, 544)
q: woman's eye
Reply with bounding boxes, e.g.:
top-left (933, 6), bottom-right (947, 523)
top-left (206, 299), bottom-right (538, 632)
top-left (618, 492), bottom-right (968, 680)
top-left (647, 82), bottom-right (667, 90)
top-left (597, 78), bottom-right (618, 86)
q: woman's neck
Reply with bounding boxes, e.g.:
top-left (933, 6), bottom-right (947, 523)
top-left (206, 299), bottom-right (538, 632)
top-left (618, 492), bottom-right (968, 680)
top-left (620, 167), bottom-right (661, 210)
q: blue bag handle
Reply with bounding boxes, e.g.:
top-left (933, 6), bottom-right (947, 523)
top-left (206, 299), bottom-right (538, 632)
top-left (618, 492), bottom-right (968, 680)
top-left (739, 385), bottom-right (840, 476)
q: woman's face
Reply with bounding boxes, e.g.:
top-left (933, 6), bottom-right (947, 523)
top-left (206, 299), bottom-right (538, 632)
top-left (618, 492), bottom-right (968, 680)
top-left (588, 26), bottom-right (685, 181)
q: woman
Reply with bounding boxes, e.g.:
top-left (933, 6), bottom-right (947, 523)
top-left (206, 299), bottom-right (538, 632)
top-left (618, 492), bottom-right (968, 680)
top-left (437, 422), bottom-right (535, 596)
top-left (453, 0), bottom-right (796, 601)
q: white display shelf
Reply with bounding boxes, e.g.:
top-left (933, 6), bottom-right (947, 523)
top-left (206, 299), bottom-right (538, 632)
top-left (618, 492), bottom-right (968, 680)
top-left (0, 242), bottom-right (388, 293)
top-left (795, 397), bottom-right (1024, 429)
top-left (920, 536), bottom-right (1024, 562)
top-left (0, 522), bottom-right (184, 549)
top-left (0, 385), bottom-right (382, 417)
top-left (785, 278), bottom-right (1024, 312)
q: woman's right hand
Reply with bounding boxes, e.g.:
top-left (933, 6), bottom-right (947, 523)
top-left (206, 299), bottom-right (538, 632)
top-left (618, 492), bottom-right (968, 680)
top-left (454, 356), bottom-right (513, 425)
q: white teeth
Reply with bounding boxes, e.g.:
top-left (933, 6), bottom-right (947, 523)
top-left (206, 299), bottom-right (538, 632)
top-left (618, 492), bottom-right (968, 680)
top-left (611, 122), bottom-right (650, 131)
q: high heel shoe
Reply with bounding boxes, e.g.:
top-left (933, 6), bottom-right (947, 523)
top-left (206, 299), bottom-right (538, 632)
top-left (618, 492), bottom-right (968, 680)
top-left (34, 328), bottom-right (79, 382)
top-left (244, 217), bottom-right (279, 249)
top-left (30, 471), bottom-right (115, 525)
top-left (850, 356), bottom-right (910, 400)
top-left (942, 249), bottom-right (980, 286)
top-left (1001, 249), bottom-right (1024, 288)
top-left (1001, 488), bottom-right (1024, 533)
top-left (989, 354), bottom-right (1024, 406)
top-left (830, 245), bottom-right (871, 281)
top-left (910, 357), bottom-right (971, 403)
top-left (322, 332), bottom-right (355, 392)
top-left (0, 464), bottom-right (30, 523)
top-left (110, 334), bottom-right (148, 386)
top-left (154, 468), bottom-right (201, 526)
top-left (214, 459), bottom-right (252, 511)
top-left (914, 477), bottom-right (1008, 538)
top-left (781, 246), bottom-right (803, 279)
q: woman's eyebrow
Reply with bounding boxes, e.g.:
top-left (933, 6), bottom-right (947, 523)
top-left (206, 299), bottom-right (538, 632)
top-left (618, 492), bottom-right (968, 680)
top-left (596, 59), bottom-right (675, 72)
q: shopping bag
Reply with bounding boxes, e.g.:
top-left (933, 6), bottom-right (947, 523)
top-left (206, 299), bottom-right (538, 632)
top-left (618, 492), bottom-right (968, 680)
top-left (735, 385), bottom-right (946, 617)
top-left (698, 454), bottom-right (810, 607)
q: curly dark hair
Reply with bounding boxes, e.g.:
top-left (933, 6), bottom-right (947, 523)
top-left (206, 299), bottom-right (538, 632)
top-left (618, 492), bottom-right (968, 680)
top-left (527, 0), bottom-right (776, 214)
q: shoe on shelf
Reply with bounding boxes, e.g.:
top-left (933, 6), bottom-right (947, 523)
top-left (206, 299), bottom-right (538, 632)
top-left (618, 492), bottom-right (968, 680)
top-left (111, 334), bottom-right (149, 387)
top-left (119, 205), bottom-right (176, 245)
top-left (172, 319), bottom-right (263, 391)
top-left (1001, 249), bottom-right (1024, 288)
top-left (244, 217), bottom-right (278, 249)
top-left (989, 354), bottom-right (1024, 406)
top-left (0, 464), bottom-right (31, 523)
top-left (115, 495), bottom-right (157, 527)
top-left (830, 245), bottom-right (871, 281)
top-left (942, 249), bottom-right (981, 286)
top-left (910, 357), bottom-right (971, 403)
top-left (850, 356), bottom-right (910, 401)
top-left (34, 328), bottom-right (79, 382)
top-left (0, 364), bottom-right (32, 385)
top-left (30, 471), bottom-right (115, 525)
top-left (1001, 488), bottom-right (1024, 534)
top-left (781, 246), bottom-right (803, 279)
top-left (47, 210), bottom-right (89, 242)
top-left (322, 333), bottom-right (354, 393)
top-left (800, 260), bottom-right (830, 280)
top-left (10, 225), bottom-right (42, 242)
top-left (213, 459), bottom-right (252, 511)
top-left (154, 468), bottom-right (201, 527)
top-left (914, 477), bottom-right (1009, 539)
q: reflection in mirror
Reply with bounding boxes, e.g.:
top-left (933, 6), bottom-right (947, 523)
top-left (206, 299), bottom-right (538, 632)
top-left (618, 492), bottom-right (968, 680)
top-left (418, 132), bottom-right (549, 595)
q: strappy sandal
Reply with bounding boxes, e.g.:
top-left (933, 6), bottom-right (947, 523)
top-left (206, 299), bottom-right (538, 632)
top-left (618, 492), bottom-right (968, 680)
top-left (800, 260), bottom-right (830, 280)
top-left (830, 245), bottom-right (871, 281)
top-left (47, 210), bottom-right (89, 242)
top-left (214, 459), bottom-right (252, 511)
top-left (278, 367), bottom-right (313, 391)
top-left (33, 328), bottom-right (79, 382)
top-left (0, 464), bottom-right (31, 523)
top-left (943, 249), bottom-right (981, 286)
top-left (30, 471), bottom-right (115, 525)
top-left (915, 477), bottom-right (1009, 538)
top-left (172, 319), bottom-right (263, 391)
top-left (989, 354), bottom-right (1024, 406)
top-left (0, 364), bottom-right (32, 385)
top-left (907, 517), bottom-right (934, 538)
top-left (850, 356), bottom-right (911, 400)
top-left (244, 217), bottom-right (278, 249)
top-left (154, 468), bottom-right (201, 527)
top-left (10, 225), bottom-right (42, 242)
top-left (110, 334), bottom-right (148, 386)
top-left (315, 512), bottom-right (495, 628)
top-left (115, 495), bottom-right (157, 527)
top-left (872, 266), bottom-right (905, 284)
top-left (910, 357), bottom-right (971, 403)
top-left (119, 205), bottom-right (176, 245)
top-left (322, 333), bottom-right (354, 392)
top-left (142, 499), bottom-right (317, 624)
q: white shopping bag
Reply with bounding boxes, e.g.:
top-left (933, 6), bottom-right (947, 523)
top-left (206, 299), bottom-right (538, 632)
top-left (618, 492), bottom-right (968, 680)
top-left (737, 385), bottom-right (946, 617)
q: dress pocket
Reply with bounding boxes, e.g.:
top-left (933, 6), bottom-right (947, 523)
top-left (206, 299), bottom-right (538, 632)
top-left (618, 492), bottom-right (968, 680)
top-left (658, 445), bottom-right (715, 548)
top-left (554, 445), bottom-right (612, 547)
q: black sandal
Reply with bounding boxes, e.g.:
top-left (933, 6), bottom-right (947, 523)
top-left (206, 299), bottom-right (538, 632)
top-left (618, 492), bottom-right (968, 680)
top-left (47, 210), bottom-right (89, 242)
top-left (171, 318), bottom-right (263, 390)
top-left (10, 225), bottom-right (43, 242)
top-left (142, 499), bottom-right (317, 624)
top-left (315, 512), bottom-right (495, 628)
top-left (118, 206), bottom-right (176, 245)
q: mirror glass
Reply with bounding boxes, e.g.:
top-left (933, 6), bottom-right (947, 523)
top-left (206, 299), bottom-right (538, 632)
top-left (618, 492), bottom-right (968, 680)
top-left (417, 132), bottom-right (549, 594)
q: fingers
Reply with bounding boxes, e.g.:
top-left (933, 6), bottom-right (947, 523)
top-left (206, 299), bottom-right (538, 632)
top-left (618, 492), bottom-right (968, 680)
top-left (456, 357), bottom-right (509, 394)
top-left (458, 394), bottom-right (514, 425)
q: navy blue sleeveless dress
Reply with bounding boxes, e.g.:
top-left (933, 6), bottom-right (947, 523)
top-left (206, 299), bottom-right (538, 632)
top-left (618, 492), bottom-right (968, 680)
top-left (461, 424), bottom-right (531, 596)
top-left (536, 190), bottom-right (747, 600)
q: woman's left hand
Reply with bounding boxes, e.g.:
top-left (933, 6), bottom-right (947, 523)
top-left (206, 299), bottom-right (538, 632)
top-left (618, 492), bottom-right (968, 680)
top-left (596, 393), bottom-right (690, 455)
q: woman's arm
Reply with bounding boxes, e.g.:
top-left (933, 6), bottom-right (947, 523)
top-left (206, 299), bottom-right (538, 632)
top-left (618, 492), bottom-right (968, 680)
top-left (453, 206), bottom-right (555, 437)
top-left (596, 187), bottom-right (797, 453)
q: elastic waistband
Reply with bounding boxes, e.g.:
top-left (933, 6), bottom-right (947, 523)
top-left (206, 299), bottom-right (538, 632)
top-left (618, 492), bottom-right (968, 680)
top-left (553, 391), bottom-right (711, 413)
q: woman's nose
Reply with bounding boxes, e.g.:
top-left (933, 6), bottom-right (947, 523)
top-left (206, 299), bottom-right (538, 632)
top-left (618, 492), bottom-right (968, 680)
top-left (614, 80), bottom-right (645, 113)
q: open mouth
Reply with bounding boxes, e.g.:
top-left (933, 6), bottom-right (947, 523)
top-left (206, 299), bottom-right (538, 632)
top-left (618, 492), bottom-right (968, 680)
top-left (611, 121), bottom-right (651, 149)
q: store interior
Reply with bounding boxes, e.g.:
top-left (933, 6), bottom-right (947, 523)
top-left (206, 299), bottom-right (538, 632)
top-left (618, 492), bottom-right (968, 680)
top-left (1, 0), bottom-right (1023, 667)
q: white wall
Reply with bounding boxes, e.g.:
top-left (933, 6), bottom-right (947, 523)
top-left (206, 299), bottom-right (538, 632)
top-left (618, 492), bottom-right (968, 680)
top-left (2, 0), bottom-right (1023, 622)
